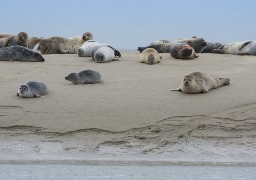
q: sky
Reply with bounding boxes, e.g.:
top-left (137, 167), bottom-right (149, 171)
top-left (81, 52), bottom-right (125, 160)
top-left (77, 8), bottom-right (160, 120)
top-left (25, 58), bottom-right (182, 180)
top-left (1, 0), bottom-right (255, 49)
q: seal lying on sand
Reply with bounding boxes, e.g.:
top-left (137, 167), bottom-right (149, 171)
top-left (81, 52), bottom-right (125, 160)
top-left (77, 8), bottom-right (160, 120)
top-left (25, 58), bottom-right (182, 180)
top-left (6, 32), bottom-right (28, 47)
top-left (17, 81), bottom-right (48, 98)
top-left (91, 45), bottom-right (121, 63)
top-left (170, 43), bottom-right (198, 59)
top-left (138, 37), bottom-right (207, 53)
top-left (140, 48), bottom-right (162, 65)
top-left (0, 46), bottom-right (45, 62)
top-left (201, 42), bottom-right (224, 53)
top-left (78, 40), bottom-right (100, 57)
top-left (212, 41), bottom-right (256, 55)
top-left (37, 37), bottom-right (82, 54)
top-left (171, 72), bottom-right (230, 94)
top-left (70, 32), bottom-right (93, 44)
top-left (65, 70), bottom-right (101, 84)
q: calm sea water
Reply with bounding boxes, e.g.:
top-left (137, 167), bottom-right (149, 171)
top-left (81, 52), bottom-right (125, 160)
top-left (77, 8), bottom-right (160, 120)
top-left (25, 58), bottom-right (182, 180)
top-left (0, 163), bottom-right (255, 180)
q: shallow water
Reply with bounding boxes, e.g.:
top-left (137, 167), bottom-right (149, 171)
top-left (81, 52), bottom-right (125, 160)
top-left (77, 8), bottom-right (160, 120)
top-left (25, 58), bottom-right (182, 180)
top-left (0, 163), bottom-right (255, 180)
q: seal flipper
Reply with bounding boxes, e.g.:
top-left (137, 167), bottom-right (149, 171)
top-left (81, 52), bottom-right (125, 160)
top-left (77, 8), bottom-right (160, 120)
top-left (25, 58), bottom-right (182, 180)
top-left (59, 48), bottom-right (69, 54)
top-left (137, 47), bottom-right (147, 53)
top-left (170, 87), bottom-right (182, 92)
top-left (114, 49), bottom-right (121, 57)
top-left (138, 45), bottom-right (161, 53)
top-left (239, 41), bottom-right (252, 51)
top-left (34, 94), bottom-right (41, 98)
top-left (105, 45), bottom-right (121, 57)
top-left (212, 49), bottom-right (225, 54)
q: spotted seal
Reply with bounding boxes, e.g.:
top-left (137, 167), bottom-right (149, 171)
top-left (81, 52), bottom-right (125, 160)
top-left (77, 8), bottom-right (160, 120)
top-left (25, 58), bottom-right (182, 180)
top-left (0, 46), bottom-right (45, 62)
top-left (6, 32), bottom-right (28, 47)
top-left (70, 32), bottom-right (93, 44)
top-left (201, 42), bottom-right (224, 53)
top-left (212, 41), bottom-right (256, 55)
top-left (140, 48), bottom-right (162, 65)
top-left (138, 37), bottom-right (207, 53)
top-left (17, 81), bottom-right (48, 98)
top-left (171, 72), bottom-right (230, 94)
top-left (37, 37), bottom-right (82, 54)
top-left (170, 43), bottom-right (198, 59)
top-left (65, 69), bottom-right (101, 84)
top-left (78, 40), bottom-right (100, 57)
top-left (91, 45), bottom-right (121, 63)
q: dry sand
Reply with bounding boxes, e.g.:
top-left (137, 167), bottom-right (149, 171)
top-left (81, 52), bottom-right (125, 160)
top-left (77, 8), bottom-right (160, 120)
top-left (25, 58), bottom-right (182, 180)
top-left (0, 51), bottom-right (256, 163)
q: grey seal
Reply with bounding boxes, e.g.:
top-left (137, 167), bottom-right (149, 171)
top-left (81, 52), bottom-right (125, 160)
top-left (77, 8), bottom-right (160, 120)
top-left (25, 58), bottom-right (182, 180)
top-left (138, 37), bottom-right (207, 53)
top-left (37, 37), bottom-right (83, 54)
top-left (65, 70), bottom-right (101, 84)
top-left (6, 32), bottom-right (28, 47)
top-left (170, 43), bottom-right (198, 59)
top-left (0, 46), bottom-right (45, 62)
top-left (212, 41), bottom-right (256, 55)
top-left (140, 48), bottom-right (162, 65)
top-left (91, 45), bottom-right (121, 63)
top-left (171, 72), bottom-right (230, 94)
top-left (17, 81), bottom-right (48, 98)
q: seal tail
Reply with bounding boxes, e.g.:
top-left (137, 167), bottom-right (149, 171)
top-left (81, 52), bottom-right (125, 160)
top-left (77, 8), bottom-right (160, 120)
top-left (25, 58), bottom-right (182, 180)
top-left (137, 47), bottom-right (147, 53)
top-left (148, 54), bottom-right (155, 65)
top-left (219, 78), bottom-right (230, 85)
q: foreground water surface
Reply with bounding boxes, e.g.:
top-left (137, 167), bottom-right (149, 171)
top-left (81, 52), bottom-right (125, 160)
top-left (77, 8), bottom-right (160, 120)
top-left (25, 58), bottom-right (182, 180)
top-left (0, 163), bottom-right (255, 180)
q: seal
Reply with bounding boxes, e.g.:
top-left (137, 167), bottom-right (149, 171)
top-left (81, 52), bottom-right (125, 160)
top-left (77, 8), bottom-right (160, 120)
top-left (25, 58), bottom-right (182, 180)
top-left (70, 32), bottom-right (93, 44)
top-left (201, 42), bottom-right (224, 53)
top-left (17, 81), bottom-right (48, 98)
top-left (78, 40), bottom-right (100, 57)
top-left (6, 32), bottom-right (28, 47)
top-left (171, 72), bottom-right (230, 94)
top-left (212, 41), bottom-right (256, 55)
top-left (27, 37), bottom-right (43, 50)
top-left (65, 69), bottom-right (101, 84)
top-left (91, 45), bottom-right (121, 63)
top-left (138, 36), bottom-right (207, 53)
top-left (37, 37), bottom-right (82, 54)
top-left (170, 43), bottom-right (198, 59)
top-left (0, 46), bottom-right (45, 62)
top-left (140, 48), bottom-right (162, 65)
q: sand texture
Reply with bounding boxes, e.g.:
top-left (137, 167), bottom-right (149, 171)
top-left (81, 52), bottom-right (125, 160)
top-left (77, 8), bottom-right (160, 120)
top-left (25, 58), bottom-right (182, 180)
top-left (0, 51), bottom-right (256, 163)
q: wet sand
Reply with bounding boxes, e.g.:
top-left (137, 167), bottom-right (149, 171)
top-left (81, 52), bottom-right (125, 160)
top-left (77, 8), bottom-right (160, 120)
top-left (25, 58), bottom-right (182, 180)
top-left (0, 51), bottom-right (256, 163)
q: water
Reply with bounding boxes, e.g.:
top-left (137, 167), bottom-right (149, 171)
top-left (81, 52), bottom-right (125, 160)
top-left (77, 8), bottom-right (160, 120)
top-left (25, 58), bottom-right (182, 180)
top-left (0, 163), bottom-right (255, 180)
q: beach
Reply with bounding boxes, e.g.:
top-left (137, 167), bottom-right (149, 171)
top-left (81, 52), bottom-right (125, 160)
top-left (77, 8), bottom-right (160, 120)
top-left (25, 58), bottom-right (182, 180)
top-left (0, 51), bottom-right (256, 163)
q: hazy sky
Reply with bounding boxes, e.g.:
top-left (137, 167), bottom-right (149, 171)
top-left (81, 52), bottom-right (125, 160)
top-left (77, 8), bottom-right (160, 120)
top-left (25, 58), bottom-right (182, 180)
top-left (1, 0), bottom-right (255, 49)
